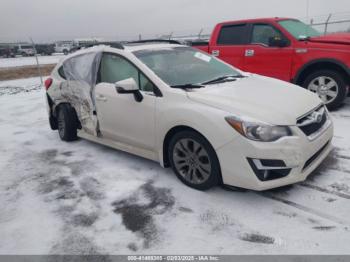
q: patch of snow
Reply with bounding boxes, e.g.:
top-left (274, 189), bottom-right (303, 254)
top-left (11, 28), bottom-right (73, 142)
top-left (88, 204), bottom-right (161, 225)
top-left (0, 55), bottom-right (63, 69)
top-left (0, 77), bottom-right (46, 96)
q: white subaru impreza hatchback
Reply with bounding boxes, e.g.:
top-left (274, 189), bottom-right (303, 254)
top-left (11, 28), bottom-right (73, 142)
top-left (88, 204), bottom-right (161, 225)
top-left (45, 41), bottom-right (333, 191)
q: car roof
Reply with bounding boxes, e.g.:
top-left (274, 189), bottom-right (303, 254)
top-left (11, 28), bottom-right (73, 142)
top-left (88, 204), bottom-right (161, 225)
top-left (60, 43), bottom-right (185, 62)
top-left (124, 43), bottom-right (184, 52)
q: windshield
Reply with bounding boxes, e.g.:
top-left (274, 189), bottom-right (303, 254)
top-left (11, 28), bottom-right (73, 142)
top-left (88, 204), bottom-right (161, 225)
top-left (278, 19), bottom-right (321, 39)
top-left (133, 46), bottom-right (241, 86)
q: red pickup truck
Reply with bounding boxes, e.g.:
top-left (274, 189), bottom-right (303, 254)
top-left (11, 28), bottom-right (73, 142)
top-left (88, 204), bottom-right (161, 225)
top-left (192, 18), bottom-right (350, 109)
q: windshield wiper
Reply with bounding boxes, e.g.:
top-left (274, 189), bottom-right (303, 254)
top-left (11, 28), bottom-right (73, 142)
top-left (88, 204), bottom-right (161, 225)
top-left (201, 75), bottom-right (245, 85)
top-left (171, 84), bottom-right (205, 89)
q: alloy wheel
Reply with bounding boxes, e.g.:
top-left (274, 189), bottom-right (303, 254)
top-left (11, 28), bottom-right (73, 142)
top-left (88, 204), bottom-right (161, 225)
top-left (307, 76), bottom-right (339, 104)
top-left (172, 138), bottom-right (212, 185)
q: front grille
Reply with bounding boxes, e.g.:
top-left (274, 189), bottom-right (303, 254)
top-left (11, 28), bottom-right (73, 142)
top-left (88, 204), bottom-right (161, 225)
top-left (297, 106), bottom-right (327, 137)
top-left (303, 141), bottom-right (330, 171)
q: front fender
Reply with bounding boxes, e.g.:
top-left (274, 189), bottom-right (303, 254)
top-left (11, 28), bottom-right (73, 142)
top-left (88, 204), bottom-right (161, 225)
top-left (156, 98), bottom-right (239, 165)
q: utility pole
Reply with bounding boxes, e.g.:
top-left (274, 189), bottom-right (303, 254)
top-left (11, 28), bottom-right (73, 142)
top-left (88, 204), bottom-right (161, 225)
top-left (29, 37), bottom-right (43, 86)
top-left (198, 28), bottom-right (203, 39)
top-left (324, 14), bottom-right (332, 35)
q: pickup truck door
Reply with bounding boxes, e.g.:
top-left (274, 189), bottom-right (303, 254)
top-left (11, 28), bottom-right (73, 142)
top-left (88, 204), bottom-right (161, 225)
top-left (243, 23), bottom-right (293, 81)
top-left (209, 23), bottom-right (249, 70)
top-left (94, 53), bottom-right (157, 154)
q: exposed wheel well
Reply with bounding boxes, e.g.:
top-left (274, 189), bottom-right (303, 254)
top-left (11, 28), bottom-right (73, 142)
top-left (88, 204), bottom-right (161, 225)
top-left (295, 61), bottom-right (350, 87)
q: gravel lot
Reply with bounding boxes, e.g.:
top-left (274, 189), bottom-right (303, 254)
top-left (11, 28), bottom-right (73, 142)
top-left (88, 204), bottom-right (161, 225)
top-left (0, 77), bottom-right (350, 255)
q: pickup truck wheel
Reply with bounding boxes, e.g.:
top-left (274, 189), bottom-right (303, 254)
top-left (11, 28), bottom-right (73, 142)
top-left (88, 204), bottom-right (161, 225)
top-left (303, 70), bottom-right (347, 110)
top-left (168, 131), bottom-right (220, 190)
top-left (57, 104), bottom-right (78, 142)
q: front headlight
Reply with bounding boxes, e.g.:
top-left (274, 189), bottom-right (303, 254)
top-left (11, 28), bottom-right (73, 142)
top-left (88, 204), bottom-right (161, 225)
top-left (225, 116), bottom-right (292, 142)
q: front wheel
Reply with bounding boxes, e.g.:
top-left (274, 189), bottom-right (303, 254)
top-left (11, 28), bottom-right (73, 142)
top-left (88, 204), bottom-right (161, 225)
top-left (303, 70), bottom-right (348, 110)
top-left (168, 131), bottom-right (220, 190)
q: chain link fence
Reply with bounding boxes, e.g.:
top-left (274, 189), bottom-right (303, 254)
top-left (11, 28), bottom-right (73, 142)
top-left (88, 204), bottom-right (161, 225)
top-left (155, 13), bottom-right (350, 42)
top-left (1, 13), bottom-right (350, 46)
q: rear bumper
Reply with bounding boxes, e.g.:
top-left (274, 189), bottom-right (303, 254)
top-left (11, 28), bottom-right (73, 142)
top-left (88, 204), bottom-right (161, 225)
top-left (216, 120), bottom-right (334, 191)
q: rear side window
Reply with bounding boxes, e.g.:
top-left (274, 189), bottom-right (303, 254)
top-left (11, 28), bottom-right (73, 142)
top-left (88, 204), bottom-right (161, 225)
top-left (58, 66), bottom-right (66, 79)
top-left (217, 24), bottom-right (248, 45)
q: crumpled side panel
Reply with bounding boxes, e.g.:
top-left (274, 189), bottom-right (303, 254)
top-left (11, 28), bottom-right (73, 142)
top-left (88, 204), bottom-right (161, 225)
top-left (62, 52), bottom-right (102, 136)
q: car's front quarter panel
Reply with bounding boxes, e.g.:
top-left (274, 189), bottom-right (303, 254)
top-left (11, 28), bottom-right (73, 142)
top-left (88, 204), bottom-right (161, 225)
top-left (156, 91), bottom-right (241, 166)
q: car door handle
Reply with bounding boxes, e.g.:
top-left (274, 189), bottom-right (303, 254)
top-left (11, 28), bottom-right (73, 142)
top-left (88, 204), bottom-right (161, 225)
top-left (96, 95), bottom-right (107, 102)
top-left (212, 50), bottom-right (220, 56)
top-left (245, 49), bottom-right (255, 57)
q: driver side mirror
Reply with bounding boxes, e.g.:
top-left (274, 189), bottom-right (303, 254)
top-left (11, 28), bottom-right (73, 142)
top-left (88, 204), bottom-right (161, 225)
top-left (268, 37), bottom-right (289, 47)
top-left (115, 78), bottom-right (143, 102)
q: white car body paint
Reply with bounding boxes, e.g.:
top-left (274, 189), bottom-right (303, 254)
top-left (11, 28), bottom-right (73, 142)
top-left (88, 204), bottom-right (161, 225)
top-left (46, 44), bottom-right (333, 190)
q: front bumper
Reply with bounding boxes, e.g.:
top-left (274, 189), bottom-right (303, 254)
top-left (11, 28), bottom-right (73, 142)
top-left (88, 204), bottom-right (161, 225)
top-left (216, 119), bottom-right (334, 191)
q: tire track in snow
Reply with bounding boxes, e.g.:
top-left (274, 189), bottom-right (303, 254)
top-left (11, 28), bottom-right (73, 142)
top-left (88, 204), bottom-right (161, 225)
top-left (298, 183), bottom-right (350, 200)
top-left (258, 192), bottom-right (350, 226)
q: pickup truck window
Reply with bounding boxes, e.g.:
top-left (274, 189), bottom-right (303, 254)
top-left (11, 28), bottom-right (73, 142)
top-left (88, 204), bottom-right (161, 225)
top-left (251, 24), bottom-right (283, 46)
top-left (217, 24), bottom-right (248, 45)
top-left (134, 46), bottom-right (241, 87)
top-left (278, 19), bottom-right (321, 39)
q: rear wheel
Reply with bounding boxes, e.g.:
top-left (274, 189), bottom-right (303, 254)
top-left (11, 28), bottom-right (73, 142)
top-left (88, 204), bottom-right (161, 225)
top-left (168, 131), bottom-right (220, 190)
top-left (63, 49), bottom-right (68, 55)
top-left (49, 115), bottom-right (58, 130)
top-left (303, 70), bottom-right (348, 110)
top-left (57, 104), bottom-right (78, 141)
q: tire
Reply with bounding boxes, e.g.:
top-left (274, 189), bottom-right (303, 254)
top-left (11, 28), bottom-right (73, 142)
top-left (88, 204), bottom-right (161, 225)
top-left (303, 70), bottom-right (348, 110)
top-left (63, 49), bottom-right (68, 55)
top-left (168, 130), bottom-right (220, 190)
top-left (49, 115), bottom-right (58, 130)
top-left (57, 104), bottom-right (78, 141)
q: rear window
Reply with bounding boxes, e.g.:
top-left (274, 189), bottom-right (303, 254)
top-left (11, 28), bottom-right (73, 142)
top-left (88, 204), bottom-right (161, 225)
top-left (217, 24), bottom-right (248, 45)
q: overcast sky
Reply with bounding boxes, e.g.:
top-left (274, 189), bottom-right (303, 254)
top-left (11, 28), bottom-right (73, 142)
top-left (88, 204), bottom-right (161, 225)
top-left (1, 0), bottom-right (350, 42)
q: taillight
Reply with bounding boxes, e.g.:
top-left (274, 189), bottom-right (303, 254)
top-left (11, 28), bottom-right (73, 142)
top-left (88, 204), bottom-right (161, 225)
top-left (44, 78), bottom-right (53, 91)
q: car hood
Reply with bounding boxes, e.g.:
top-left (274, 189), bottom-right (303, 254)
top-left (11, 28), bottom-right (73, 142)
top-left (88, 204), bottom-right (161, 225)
top-left (308, 33), bottom-right (350, 45)
top-left (187, 75), bottom-right (322, 125)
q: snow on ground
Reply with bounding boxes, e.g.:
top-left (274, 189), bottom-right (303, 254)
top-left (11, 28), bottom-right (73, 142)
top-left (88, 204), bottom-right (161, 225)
top-left (0, 78), bottom-right (350, 255)
top-left (0, 77), bottom-right (45, 96)
top-left (0, 54), bottom-right (63, 69)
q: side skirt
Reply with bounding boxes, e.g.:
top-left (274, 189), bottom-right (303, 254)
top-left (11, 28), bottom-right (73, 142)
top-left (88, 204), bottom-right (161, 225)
top-left (77, 130), bottom-right (159, 162)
